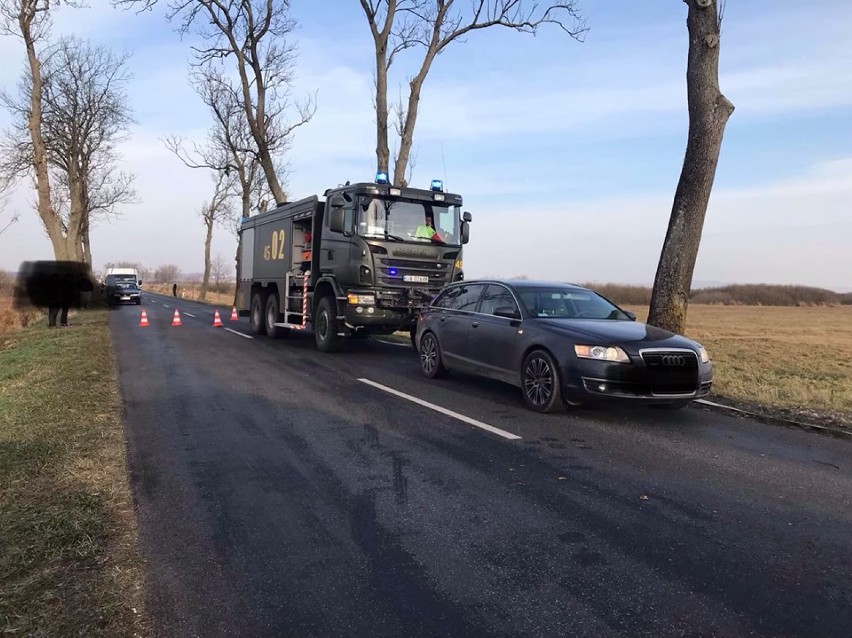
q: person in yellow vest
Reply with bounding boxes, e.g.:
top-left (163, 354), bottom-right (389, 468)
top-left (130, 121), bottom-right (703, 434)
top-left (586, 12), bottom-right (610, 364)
top-left (414, 216), bottom-right (443, 242)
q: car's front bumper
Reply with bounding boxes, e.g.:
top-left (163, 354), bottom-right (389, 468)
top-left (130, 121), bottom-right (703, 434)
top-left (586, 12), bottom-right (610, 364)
top-left (560, 350), bottom-right (713, 404)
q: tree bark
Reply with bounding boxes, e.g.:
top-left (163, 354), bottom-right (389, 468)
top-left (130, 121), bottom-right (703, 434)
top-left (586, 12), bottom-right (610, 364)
top-left (647, 0), bottom-right (734, 334)
top-left (199, 215), bottom-right (213, 302)
top-left (375, 47), bottom-right (391, 176)
top-left (20, 9), bottom-right (62, 259)
top-left (393, 53), bottom-right (436, 187)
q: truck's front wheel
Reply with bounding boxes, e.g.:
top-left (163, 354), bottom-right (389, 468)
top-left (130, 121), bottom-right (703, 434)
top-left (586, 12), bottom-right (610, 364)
top-left (250, 291), bottom-right (266, 336)
top-left (314, 296), bottom-right (345, 353)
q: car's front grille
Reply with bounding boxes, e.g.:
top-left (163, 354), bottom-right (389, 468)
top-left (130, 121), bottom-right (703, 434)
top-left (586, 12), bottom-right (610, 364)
top-left (641, 351), bottom-right (699, 395)
top-left (376, 257), bottom-right (452, 288)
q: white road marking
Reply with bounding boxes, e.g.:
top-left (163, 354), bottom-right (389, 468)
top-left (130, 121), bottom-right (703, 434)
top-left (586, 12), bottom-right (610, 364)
top-left (183, 312), bottom-right (195, 318)
top-left (225, 327), bottom-right (253, 339)
top-left (357, 378), bottom-right (522, 441)
top-left (162, 303), bottom-right (169, 307)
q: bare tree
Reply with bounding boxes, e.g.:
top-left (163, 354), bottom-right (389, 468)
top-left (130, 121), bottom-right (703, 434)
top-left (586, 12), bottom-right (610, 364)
top-left (210, 252), bottom-right (228, 290)
top-left (165, 65), bottom-right (269, 223)
top-left (1, 35), bottom-right (136, 265)
top-left (115, 0), bottom-right (315, 204)
top-left (164, 63), bottom-right (270, 306)
top-left (647, 0), bottom-right (734, 334)
top-left (198, 172), bottom-right (233, 301)
top-left (359, 0), bottom-right (586, 186)
top-left (0, 0), bottom-right (82, 259)
top-left (154, 263), bottom-right (180, 284)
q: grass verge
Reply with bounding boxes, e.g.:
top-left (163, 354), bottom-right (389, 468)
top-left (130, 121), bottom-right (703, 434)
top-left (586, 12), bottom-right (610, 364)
top-left (0, 309), bottom-right (145, 636)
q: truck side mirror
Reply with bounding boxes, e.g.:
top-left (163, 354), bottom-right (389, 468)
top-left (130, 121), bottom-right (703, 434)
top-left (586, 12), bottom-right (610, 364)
top-left (330, 194), bottom-right (346, 209)
top-left (462, 211), bottom-right (472, 222)
top-left (461, 221), bottom-right (470, 245)
top-left (329, 207), bottom-right (346, 233)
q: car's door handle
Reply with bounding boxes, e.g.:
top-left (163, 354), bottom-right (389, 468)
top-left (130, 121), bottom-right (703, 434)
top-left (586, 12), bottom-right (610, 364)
top-left (472, 321), bottom-right (479, 327)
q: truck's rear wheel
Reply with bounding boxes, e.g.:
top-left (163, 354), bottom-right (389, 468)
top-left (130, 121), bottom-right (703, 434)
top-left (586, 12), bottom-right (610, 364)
top-left (315, 296), bottom-right (345, 353)
top-left (265, 292), bottom-right (290, 339)
top-left (250, 291), bottom-right (266, 335)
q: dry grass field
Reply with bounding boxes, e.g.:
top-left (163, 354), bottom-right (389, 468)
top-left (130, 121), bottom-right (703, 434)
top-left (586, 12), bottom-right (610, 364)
top-left (626, 304), bottom-right (852, 416)
top-left (145, 282), bottom-right (236, 307)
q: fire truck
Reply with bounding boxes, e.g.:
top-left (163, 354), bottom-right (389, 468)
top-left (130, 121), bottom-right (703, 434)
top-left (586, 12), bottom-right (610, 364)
top-left (236, 173), bottom-right (472, 352)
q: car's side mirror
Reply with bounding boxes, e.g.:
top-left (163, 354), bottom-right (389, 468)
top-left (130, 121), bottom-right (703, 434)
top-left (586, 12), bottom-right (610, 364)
top-left (625, 310), bottom-right (636, 321)
top-left (329, 207), bottom-right (346, 233)
top-left (461, 221), bottom-right (470, 245)
top-left (493, 306), bottom-right (520, 320)
top-left (462, 211), bottom-right (472, 222)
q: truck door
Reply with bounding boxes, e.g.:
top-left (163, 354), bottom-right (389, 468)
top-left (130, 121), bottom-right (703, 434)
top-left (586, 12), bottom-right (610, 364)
top-left (319, 197), bottom-right (355, 280)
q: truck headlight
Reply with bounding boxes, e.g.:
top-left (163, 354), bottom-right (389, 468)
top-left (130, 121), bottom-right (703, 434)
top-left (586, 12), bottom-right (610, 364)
top-left (574, 345), bottom-right (630, 363)
top-left (347, 293), bottom-right (375, 305)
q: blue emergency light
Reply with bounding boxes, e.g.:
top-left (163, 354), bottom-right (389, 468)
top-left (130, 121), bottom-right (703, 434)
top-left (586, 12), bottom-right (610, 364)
top-left (388, 267), bottom-right (398, 277)
top-left (430, 179), bottom-right (443, 192)
top-left (376, 171), bottom-right (389, 184)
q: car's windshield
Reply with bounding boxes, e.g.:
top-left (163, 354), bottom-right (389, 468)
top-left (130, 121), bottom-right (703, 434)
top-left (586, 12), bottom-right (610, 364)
top-left (358, 197), bottom-right (461, 245)
top-left (516, 287), bottom-right (631, 320)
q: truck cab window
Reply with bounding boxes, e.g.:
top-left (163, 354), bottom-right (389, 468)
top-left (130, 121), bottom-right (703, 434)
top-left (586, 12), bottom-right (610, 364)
top-left (357, 196), bottom-right (462, 245)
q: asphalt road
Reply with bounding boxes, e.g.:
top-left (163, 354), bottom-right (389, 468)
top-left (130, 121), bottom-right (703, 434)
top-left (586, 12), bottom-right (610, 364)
top-left (111, 292), bottom-right (852, 638)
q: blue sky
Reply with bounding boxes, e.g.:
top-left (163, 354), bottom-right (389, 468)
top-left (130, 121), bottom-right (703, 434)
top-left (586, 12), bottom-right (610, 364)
top-left (1, 0), bottom-right (851, 290)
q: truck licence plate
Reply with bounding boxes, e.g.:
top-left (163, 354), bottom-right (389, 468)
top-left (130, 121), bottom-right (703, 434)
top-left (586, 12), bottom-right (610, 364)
top-left (403, 275), bottom-right (429, 283)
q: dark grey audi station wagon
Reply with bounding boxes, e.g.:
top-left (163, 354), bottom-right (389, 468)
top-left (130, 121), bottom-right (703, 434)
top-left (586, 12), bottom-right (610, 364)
top-left (415, 280), bottom-right (713, 413)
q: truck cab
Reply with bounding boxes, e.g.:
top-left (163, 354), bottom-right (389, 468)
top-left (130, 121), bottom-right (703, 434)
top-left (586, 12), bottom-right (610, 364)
top-left (236, 174), bottom-right (472, 352)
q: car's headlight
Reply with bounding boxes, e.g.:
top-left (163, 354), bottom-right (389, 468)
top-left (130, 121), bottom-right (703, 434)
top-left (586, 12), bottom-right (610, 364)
top-left (698, 345), bottom-right (710, 363)
top-left (574, 345), bottom-right (630, 363)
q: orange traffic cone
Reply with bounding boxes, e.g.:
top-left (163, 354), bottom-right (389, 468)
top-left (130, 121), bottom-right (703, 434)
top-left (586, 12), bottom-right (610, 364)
top-left (212, 309), bottom-right (223, 327)
top-left (171, 308), bottom-right (181, 326)
top-left (230, 306), bottom-right (238, 321)
top-left (139, 309), bottom-right (149, 327)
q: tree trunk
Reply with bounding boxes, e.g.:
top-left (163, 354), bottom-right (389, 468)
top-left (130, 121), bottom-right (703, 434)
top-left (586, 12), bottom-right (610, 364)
top-left (375, 48), bottom-right (391, 176)
top-left (647, 0), bottom-right (734, 334)
top-left (257, 141), bottom-right (286, 205)
top-left (199, 217), bottom-right (213, 301)
top-left (393, 52), bottom-right (436, 187)
top-left (21, 13), bottom-right (61, 259)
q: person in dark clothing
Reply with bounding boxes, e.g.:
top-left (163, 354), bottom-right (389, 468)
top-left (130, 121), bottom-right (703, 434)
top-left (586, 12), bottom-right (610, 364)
top-left (172, 283), bottom-right (177, 297)
top-left (78, 274), bottom-right (93, 309)
top-left (59, 273), bottom-right (74, 326)
top-left (47, 273), bottom-right (62, 328)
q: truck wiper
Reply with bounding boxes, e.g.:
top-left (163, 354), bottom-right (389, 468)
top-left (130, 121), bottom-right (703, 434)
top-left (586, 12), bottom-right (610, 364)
top-left (383, 233), bottom-right (406, 242)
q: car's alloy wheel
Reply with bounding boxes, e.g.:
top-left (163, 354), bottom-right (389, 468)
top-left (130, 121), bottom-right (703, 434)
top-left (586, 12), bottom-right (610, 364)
top-left (522, 350), bottom-right (563, 413)
top-left (419, 332), bottom-right (447, 378)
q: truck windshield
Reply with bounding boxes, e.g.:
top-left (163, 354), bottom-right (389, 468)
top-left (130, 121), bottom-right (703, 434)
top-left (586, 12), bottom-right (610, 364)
top-left (358, 197), bottom-right (461, 245)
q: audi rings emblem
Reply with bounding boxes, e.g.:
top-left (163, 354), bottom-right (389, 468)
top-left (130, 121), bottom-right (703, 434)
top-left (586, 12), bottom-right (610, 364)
top-left (661, 354), bottom-right (686, 367)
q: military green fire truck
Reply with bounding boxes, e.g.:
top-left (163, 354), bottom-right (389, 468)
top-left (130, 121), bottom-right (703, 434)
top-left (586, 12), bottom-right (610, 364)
top-left (235, 173), bottom-right (472, 352)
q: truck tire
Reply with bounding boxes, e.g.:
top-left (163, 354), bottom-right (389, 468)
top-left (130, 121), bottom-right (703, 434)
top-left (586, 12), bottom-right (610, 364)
top-left (265, 292), bottom-right (290, 339)
top-left (250, 291), bottom-right (266, 336)
top-left (315, 295), bottom-right (345, 353)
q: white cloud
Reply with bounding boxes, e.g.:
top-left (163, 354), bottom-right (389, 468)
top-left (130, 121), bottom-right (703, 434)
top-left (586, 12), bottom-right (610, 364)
top-left (463, 158), bottom-right (852, 290)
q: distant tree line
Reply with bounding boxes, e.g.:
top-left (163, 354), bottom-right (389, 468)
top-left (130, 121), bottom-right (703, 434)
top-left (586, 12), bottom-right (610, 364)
top-left (584, 283), bottom-right (852, 307)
